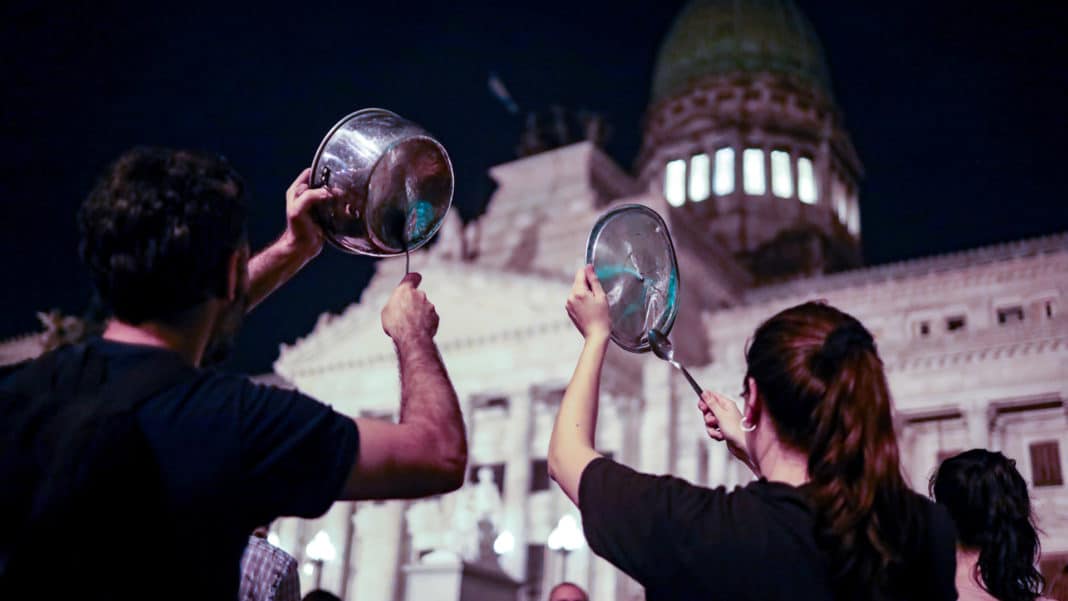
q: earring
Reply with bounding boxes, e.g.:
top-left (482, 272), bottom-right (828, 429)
top-left (740, 416), bottom-right (757, 432)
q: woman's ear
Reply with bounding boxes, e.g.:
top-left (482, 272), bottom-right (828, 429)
top-left (745, 376), bottom-right (761, 422)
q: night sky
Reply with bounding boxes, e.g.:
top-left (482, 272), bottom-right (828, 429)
top-left (2, 1), bottom-right (1067, 374)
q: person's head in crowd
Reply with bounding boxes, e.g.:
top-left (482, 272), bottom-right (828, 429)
top-left (79, 146), bottom-right (250, 364)
top-left (932, 449), bottom-right (1046, 601)
top-left (548, 581), bottom-right (588, 601)
top-left (301, 590), bottom-right (341, 601)
top-left (740, 301), bottom-right (916, 597)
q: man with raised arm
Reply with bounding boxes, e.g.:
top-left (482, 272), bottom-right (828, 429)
top-left (0, 148), bottom-right (467, 600)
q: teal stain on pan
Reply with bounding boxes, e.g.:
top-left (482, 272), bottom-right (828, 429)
top-left (405, 199), bottom-right (435, 242)
top-left (595, 265), bottom-right (646, 282)
top-left (665, 270), bottom-right (678, 313)
top-left (597, 264), bottom-right (647, 320)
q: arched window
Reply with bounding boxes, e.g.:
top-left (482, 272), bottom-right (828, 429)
top-left (664, 159), bottom-right (686, 207)
top-left (688, 153), bottom-right (710, 202)
top-left (797, 157), bottom-right (817, 204)
top-left (713, 147), bottom-right (734, 195)
top-left (770, 150), bottom-right (793, 198)
top-left (847, 196), bottom-right (861, 235)
top-left (833, 179), bottom-right (848, 225)
top-left (743, 148), bottom-right (765, 195)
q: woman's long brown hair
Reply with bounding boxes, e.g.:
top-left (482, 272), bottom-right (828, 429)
top-left (745, 301), bottom-right (918, 598)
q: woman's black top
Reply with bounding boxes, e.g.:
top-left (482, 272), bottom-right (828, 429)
top-left (578, 457), bottom-right (958, 601)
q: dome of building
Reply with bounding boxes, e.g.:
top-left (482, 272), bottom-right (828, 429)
top-left (651, 0), bottom-right (833, 103)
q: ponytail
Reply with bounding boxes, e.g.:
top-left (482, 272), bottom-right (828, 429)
top-left (933, 450), bottom-right (1045, 601)
top-left (745, 302), bottom-right (917, 598)
top-left (805, 327), bottom-right (910, 595)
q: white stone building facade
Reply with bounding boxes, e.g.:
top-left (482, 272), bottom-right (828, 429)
top-left (267, 1), bottom-right (1068, 598)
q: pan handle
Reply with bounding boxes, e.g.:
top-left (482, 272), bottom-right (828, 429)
top-left (316, 166), bottom-right (332, 188)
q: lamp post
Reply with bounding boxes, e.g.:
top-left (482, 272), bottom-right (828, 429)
top-left (547, 515), bottom-right (584, 581)
top-left (493, 530), bottom-right (516, 556)
top-left (305, 530), bottom-right (337, 591)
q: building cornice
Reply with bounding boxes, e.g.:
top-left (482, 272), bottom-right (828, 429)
top-left (744, 231), bottom-right (1068, 305)
top-left (883, 331), bottom-right (1068, 374)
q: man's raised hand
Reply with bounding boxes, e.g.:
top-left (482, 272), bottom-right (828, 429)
top-left (381, 272), bottom-right (440, 344)
top-left (282, 167), bottom-right (336, 261)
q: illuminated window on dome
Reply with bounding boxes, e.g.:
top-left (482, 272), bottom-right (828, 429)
top-left (665, 159), bottom-right (686, 207)
top-left (847, 198), bottom-right (861, 235)
top-left (713, 147), bottom-right (734, 195)
top-left (833, 180), bottom-right (848, 224)
top-left (689, 153), bottom-right (710, 202)
top-left (743, 149), bottom-right (765, 195)
top-left (797, 157), bottom-right (817, 204)
top-left (770, 150), bottom-right (792, 198)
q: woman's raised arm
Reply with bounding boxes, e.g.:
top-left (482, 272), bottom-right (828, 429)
top-left (548, 265), bottom-right (611, 505)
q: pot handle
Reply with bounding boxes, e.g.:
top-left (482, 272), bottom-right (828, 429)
top-left (314, 166), bottom-right (331, 188)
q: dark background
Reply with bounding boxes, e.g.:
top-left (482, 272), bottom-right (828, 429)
top-left (2, 1), bottom-right (1067, 373)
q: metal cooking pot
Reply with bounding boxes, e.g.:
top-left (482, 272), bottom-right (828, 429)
top-left (309, 108), bottom-right (454, 257)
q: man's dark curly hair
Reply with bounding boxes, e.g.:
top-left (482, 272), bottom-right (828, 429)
top-left (79, 147), bottom-right (247, 324)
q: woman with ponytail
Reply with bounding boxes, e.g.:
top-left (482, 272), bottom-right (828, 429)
top-left (932, 449), bottom-right (1050, 601)
top-left (548, 268), bottom-right (957, 600)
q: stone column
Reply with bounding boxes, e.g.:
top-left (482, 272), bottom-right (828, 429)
top-left (789, 147), bottom-right (800, 204)
top-left (315, 503), bottom-right (351, 595)
top-left (352, 501), bottom-right (406, 601)
top-left (674, 413), bottom-right (698, 483)
top-left (763, 144), bottom-right (773, 204)
top-left (695, 438), bottom-right (710, 487)
top-left (964, 404), bottom-right (991, 450)
top-left (816, 131), bottom-right (832, 210)
top-left (895, 415), bottom-right (921, 490)
top-left (621, 396), bottom-right (643, 466)
top-left (733, 133), bottom-right (747, 252)
top-left (500, 388), bottom-right (533, 580)
top-left (640, 359), bottom-right (673, 474)
top-left (708, 440), bottom-right (729, 487)
top-left (339, 502), bottom-right (358, 600)
top-left (589, 555), bottom-right (617, 601)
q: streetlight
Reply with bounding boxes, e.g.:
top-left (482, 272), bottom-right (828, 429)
top-left (493, 530), bottom-right (516, 556)
top-left (547, 515), bottom-right (584, 581)
top-left (305, 530), bottom-right (337, 590)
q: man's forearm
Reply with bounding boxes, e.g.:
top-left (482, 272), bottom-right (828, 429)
top-left (247, 232), bottom-right (318, 311)
top-left (396, 337), bottom-right (467, 470)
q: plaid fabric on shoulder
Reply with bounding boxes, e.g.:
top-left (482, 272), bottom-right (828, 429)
top-left (239, 535), bottom-right (301, 601)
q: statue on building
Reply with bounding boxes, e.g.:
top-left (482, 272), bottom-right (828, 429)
top-left (405, 499), bottom-right (448, 557)
top-left (549, 106), bottom-right (571, 148)
top-left (517, 112), bottom-right (548, 158)
top-left (434, 466), bottom-right (505, 562)
top-left (517, 107), bottom-right (612, 158)
top-left (471, 466), bottom-right (504, 528)
top-left (578, 110), bottom-right (611, 148)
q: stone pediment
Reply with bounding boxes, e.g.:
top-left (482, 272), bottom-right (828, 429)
top-left (472, 142), bottom-right (641, 279)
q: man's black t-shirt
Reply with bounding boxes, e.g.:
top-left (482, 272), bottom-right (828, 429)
top-left (1, 339), bottom-right (359, 600)
top-left (578, 457), bottom-right (958, 601)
